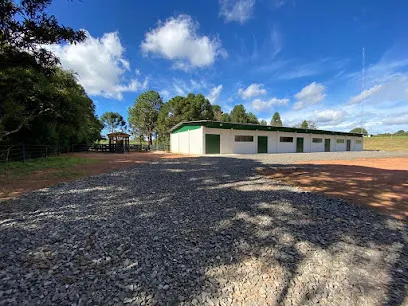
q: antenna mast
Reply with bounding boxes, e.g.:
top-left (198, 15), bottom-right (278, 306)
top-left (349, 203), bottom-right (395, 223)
top-left (361, 47), bottom-right (365, 135)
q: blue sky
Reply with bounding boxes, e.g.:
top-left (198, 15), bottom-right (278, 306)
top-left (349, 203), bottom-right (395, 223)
top-left (47, 0), bottom-right (408, 133)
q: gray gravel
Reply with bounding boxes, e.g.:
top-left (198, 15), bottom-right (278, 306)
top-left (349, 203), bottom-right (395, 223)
top-left (0, 155), bottom-right (407, 305)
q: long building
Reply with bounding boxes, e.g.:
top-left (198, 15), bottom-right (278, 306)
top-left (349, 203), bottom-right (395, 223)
top-left (170, 121), bottom-right (364, 154)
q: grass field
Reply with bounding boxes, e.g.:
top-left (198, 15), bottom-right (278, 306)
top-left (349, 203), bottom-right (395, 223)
top-left (364, 136), bottom-right (408, 151)
top-left (0, 156), bottom-right (98, 179)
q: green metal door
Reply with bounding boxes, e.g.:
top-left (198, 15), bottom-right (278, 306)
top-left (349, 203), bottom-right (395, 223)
top-left (205, 134), bottom-right (220, 154)
top-left (346, 140), bottom-right (351, 151)
top-left (257, 136), bottom-right (268, 153)
top-left (296, 137), bottom-right (304, 153)
top-left (325, 139), bottom-right (330, 152)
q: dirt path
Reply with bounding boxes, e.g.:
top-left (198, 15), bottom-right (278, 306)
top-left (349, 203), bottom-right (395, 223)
top-left (0, 152), bottom-right (191, 201)
top-left (263, 157), bottom-right (408, 219)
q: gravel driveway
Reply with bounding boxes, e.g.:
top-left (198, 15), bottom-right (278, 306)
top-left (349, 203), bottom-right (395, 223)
top-left (1, 154), bottom-right (407, 305)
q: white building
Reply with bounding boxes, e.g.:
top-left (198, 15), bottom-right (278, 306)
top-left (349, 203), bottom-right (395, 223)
top-left (170, 121), bottom-right (364, 154)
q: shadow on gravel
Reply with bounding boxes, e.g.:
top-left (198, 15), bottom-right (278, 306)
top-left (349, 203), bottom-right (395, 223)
top-left (0, 156), bottom-right (407, 305)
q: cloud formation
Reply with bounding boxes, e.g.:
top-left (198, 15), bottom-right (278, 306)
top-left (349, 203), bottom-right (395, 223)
top-left (313, 109), bottom-right (347, 124)
top-left (251, 97), bottom-right (289, 111)
top-left (348, 84), bottom-right (383, 105)
top-left (47, 31), bottom-right (145, 100)
top-left (207, 85), bottom-right (223, 103)
top-left (141, 15), bottom-right (226, 71)
top-left (219, 0), bottom-right (256, 24)
top-left (238, 83), bottom-right (267, 99)
top-left (293, 82), bottom-right (326, 110)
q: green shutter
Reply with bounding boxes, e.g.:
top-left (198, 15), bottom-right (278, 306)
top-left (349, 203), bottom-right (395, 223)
top-left (257, 136), bottom-right (268, 153)
top-left (296, 137), bottom-right (304, 153)
top-left (205, 134), bottom-right (220, 154)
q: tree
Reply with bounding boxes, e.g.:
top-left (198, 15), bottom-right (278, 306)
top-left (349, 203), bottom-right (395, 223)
top-left (259, 119), bottom-right (267, 125)
top-left (247, 112), bottom-right (259, 124)
top-left (0, 67), bottom-right (102, 146)
top-left (1, 0), bottom-right (86, 69)
top-left (100, 112), bottom-right (126, 133)
top-left (270, 112), bottom-right (283, 127)
top-left (295, 120), bottom-right (318, 129)
top-left (157, 94), bottom-right (215, 145)
top-left (350, 127), bottom-right (368, 135)
top-left (221, 113), bottom-right (231, 122)
top-left (128, 90), bottom-right (163, 145)
top-left (212, 105), bottom-right (223, 121)
top-left (230, 104), bottom-right (248, 123)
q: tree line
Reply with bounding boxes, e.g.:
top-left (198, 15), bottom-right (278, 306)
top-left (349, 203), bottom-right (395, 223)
top-left (0, 0), bottom-right (102, 148)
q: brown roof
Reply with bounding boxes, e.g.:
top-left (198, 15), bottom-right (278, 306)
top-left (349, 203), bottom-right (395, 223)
top-left (107, 132), bottom-right (131, 137)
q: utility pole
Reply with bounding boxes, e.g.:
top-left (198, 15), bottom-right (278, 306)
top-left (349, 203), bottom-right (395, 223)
top-left (361, 47), bottom-right (365, 135)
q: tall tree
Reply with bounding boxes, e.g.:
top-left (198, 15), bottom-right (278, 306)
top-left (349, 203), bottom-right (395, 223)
top-left (157, 94), bottom-right (215, 145)
top-left (100, 112), bottom-right (126, 133)
top-left (128, 90), bottom-right (163, 145)
top-left (350, 127), bottom-right (368, 135)
top-left (230, 104), bottom-right (248, 123)
top-left (270, 112), bottom-right (283, 127)
top-left (259, 119), bottom-right (267, 125)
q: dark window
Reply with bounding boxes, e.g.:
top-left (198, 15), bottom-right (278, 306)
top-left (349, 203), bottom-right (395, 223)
top-left (235, 135), bottom-right (254, 142)
top-left (312, 138), bottom-right (323, 143)
top-left (280, 137), bottom-right (293, 143)
top-left (336, 139), bottom-right (345, 144)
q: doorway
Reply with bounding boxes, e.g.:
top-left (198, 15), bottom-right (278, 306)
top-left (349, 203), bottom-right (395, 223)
top-left (346, 139), bottom-right (351, 151)
top-left (324, 139), bottom-right (331, 152)
top-left (296, 137), bottom-right (304, 153)
top-left (257, 136), bottom-right (268, 153)
top-left (205, 134), bottom-right (220, 154)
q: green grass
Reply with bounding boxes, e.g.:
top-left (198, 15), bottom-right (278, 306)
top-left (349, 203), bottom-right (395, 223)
top-left (364, 136), bottom-right (408, 151)
top-left (0, 156), bottom-right (98, 178)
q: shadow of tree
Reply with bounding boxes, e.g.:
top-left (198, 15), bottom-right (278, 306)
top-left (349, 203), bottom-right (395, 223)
top-left (0, 156), bottom-right (407, 305)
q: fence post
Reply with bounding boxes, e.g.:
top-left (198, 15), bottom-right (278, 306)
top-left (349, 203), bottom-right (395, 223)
top-left (22, 143), bottom-right (25, 162)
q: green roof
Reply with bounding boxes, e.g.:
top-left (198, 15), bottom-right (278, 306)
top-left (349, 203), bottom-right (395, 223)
top-left (170, 120), bottom-right (364, 137)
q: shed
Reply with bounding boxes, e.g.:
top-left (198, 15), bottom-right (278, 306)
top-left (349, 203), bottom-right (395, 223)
top-left (169, 121), bottom-right (364, 154)
top-left (107, 132), bottom-right (130, 153)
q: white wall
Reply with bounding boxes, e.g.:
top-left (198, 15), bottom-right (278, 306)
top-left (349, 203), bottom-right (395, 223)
top-left (170, 127), bottom-right (203, 154)
top-left (310, 136), bottom-right (325, 152)
top-left (202, 127), bottom-right (233, 154)
top-left (276, 132), bottom-right (296, 153)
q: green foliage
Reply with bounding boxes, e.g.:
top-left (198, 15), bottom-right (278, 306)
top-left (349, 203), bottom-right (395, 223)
top-left (1, 0), bottom-right (86, 69)
top-left (350, 127), bottom-right (368, 135)
top-left (259, 119), bottom-right (267, 125)
top-left (157, 93), bottom-right (214, 145)
top-left (128, 90), bottom-right (163, 145)
top-left (100, 112), bottom-right (126, 133)
top-left (229, 104), bottom-right (258, 124)
top-left (0, 67), bottom-right (103, 146)
top-left (212, 105), bottom-right (223, 121)
top-left (270, 112), bottom-right (283, 127)
top-left (221, 113), bottom-right (231, 122)
top-left (294, 120), bottom-right (318, 129)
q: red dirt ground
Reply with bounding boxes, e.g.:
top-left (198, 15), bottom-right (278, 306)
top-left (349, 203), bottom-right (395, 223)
top-left (0, 152), bottom-right (192, 201)
top-left (263, 157), bottom-right (408, 219)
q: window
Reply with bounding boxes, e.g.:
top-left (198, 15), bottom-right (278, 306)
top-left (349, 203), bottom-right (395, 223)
top-left (356, 139), bottom-right (362, 144)
top-left (280, 137), bottom-right (293, 143)
top-left (336, 139), bottom-right (345, 144)
top-left (312, 138), bottom-right (323, 143)
top-left (235, 135), bottom-right (253, 142)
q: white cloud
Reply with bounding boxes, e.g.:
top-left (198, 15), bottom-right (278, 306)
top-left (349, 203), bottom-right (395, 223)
top-left (47, 31), bottom-right (141, 100)
top-left (219, 0), bottom-right (256, 24)
top-left (313, 109), bottom-right (347, 124)
top-left (141, 15), bottom-right (226, 70)
top-left (238, 83), bottom-right (267, 99)
top-left (207, 85), bottom-right (223, 103)
top-left (293, 82), bottom-right (326, 110)
top-left (382, 112), bottom-right (408, 125)
top-left (251, 97), bottom-right (289, 111)
top-left (348, 84), bottom-right (383, 105)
